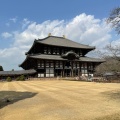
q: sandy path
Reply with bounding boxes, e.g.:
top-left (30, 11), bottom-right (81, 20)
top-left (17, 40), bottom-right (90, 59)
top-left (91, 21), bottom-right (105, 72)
top-left (0, 80), bottom-right (120, 120)
top-left (0, 82), bottom-right (9, 91)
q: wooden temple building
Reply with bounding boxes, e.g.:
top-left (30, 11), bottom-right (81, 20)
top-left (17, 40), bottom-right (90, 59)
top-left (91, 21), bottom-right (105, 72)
top-left (19, 35), bottom-right (104, 78)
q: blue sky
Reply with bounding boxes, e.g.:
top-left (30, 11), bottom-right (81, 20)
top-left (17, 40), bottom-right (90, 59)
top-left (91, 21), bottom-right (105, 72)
top-left (0, 0), bottom-right (119, 20)
top-left (0, 0), bottom-right (120, 70)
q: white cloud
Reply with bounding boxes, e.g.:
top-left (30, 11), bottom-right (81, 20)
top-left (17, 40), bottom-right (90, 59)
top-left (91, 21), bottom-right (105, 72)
top-left (111, 38), bottom-right (120, 46)
top-left (0, 13), bottom-right (118, 70)
top-left (22, 18), bottom-right (32, 29)
top-left (0, 47), bottom-right (25, 70)
top-left (10, 17), bottom-right (17, 23)
top-left (1, 32), bottom-right (13, 39)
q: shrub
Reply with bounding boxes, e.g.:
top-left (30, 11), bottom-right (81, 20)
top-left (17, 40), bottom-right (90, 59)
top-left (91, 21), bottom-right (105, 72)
top-left (6, 77), bottom-right (12, 82)
top-left (20, 75), bottom-right (25, 81)
top-left (16, 76), bottom-right (20, 81)
top-left (17, 75), bottom-right (25, 81)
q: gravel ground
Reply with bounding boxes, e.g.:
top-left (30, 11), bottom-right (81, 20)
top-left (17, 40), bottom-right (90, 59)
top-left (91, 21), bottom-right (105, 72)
top-left (0, 80), bottom-right (120, 120)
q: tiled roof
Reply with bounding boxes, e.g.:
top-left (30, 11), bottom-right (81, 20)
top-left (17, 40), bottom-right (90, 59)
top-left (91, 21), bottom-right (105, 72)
top-left (80, 57), bottom-right (105, 62)
top-left (36, 36), bottom-right (95, 49)
top-left (29, 54), bottom-right (104, 62)
top-left (0, 69), bottom-right (36, 76)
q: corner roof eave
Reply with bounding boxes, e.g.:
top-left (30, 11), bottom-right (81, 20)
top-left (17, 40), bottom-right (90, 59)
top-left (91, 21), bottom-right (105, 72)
top-left (19, 55), bottom-right (30, 67)
top-left (25, 40), bottom-right (36, 55)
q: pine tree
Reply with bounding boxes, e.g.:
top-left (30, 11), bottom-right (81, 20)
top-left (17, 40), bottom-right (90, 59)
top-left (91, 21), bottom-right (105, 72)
top-left (0, 66), bottom-right (3, 71)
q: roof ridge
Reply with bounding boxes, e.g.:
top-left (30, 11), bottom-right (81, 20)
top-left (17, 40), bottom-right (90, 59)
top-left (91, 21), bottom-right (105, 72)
top-left (37, 35), bottom-right (65, 41)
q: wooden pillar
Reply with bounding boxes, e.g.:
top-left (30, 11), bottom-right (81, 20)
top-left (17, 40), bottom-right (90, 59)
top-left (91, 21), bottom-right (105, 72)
top-left (71, 61), bottom-right (73, 77)
top-left (62, 70), bottom-right (64, 77)
top-left (87, 63), bottom-right (89, 75)
top-left (93, 62), bottom-right (95, 74)
top-left (61, 70), bottom-right (62, 77)
top-left (78, 68), bottom-right (79, 77)
top-left (63, 61), bottom-right (65, 77)
top-left (44, 60), bottom-right (46, 77)
top-left (54, 61), bottom-right (55, 77)
top-left (71, 69), bottom-right (73, 77)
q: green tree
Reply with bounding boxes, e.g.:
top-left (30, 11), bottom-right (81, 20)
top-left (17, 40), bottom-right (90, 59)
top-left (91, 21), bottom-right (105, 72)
top-left (0, 66), bottom-right (3, 71)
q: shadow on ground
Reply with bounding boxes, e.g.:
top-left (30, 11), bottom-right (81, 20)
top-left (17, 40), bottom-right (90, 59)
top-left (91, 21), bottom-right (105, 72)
top-left (101, 90), bottom-right (120, 101)
top-left (94, 113), bottom-right (120, 120)
top-left (0, 91), bottom-right (37, 109)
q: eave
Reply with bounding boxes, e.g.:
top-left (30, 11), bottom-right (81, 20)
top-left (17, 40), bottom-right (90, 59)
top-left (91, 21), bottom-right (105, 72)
top-left (20, 54), bottom-right (105, 67)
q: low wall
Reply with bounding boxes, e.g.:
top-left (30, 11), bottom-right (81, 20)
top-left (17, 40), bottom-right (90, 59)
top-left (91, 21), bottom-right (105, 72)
top-left (29, 77), bottom-right (58, 80)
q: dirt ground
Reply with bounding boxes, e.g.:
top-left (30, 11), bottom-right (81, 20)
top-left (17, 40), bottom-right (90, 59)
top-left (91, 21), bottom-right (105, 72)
top-left (0, 79), bottom-right (120, 120)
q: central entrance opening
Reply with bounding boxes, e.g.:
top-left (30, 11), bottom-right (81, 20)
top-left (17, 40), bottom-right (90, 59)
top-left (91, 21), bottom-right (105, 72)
top-left (64, 69), bottom-right (71, 77)
top-left (55, 69), bottom-right (62, 77)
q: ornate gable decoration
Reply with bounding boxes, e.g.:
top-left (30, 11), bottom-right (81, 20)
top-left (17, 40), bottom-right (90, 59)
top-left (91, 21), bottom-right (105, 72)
top-left (61, 51), bottom-right (79, 60)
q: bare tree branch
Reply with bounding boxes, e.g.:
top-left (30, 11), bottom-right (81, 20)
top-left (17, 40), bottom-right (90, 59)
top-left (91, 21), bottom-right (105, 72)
top-left (107, 7), bottom-right (120, 34)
